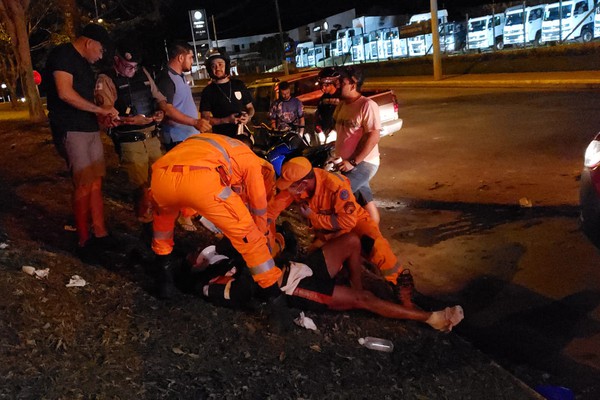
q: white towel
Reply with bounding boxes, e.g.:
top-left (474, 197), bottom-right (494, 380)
top-left (279, 261), bottom-right (313, 295)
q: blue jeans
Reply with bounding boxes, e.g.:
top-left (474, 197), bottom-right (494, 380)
top-left (343, 161), bottom-right (378, 206)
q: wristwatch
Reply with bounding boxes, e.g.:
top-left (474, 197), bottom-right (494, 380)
top-left (349, 159), bottom-right (357, 167)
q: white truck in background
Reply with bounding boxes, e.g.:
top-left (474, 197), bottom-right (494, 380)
top-left (504, 4), bottom-right (546, 46)
top-left (541, 0), bottom-right (594, 43)
top-left (595, 4), bottom-right (600, 38)
top-left (467, 13), bottom-right (506, 50)
top-left (295, 41), bottom-right (313, 68)
top-left (336, 27), bottom-right (362, 57)
top-left (406, 9), bottom-right (449, 57)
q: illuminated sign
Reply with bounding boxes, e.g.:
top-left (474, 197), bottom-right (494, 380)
top-left (189, 9), bottom-right (208, 40)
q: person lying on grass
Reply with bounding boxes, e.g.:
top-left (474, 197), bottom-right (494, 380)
top-left (188, 232), bottom-right (464, 333)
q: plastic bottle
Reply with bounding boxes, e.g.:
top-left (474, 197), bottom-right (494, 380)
top-left (358, 337), bottom-right (394, 353)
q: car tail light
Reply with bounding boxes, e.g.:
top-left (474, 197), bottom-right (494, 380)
top-left (584, 139), bottom-right (600, 168)
top-left (392, 94), bottom-right (399, 114)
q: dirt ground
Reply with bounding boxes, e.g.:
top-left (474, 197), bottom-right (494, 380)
top-left (0, 110), bottom-right (546, 399)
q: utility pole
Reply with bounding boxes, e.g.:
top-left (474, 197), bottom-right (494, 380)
top-left (274, 0), bottom-right (289, 75)
top-left (212, 15), bottom-right (219, 48)
top-left (430, 0), bottom-right (442, 80)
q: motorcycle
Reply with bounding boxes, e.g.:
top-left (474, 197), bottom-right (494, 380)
top-left (249, 123), bottom-right (336, 176)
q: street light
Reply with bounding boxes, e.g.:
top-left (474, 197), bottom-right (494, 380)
top-left (1, 83), bottom-right (6, 102)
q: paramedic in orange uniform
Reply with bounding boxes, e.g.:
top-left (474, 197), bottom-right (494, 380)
top-left (150, 133), bottom-right (281, 301)
top-left (267, 157), bottom-right (414, 306)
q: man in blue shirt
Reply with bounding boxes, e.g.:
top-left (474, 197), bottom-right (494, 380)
top-left (156, 41), bottom-right (210, 151)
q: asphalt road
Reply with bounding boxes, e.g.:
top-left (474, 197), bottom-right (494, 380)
top-left (370, 86), bottom-right (600, 398)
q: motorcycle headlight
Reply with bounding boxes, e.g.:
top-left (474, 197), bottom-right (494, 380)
top-left (584, 139), bottom-right (600, 168)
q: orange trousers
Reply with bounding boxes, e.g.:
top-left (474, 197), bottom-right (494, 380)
top-left (352, 218), bottom-right (401, 285)
top-left (73, 177), bottom-right (108, 246)
top-left (150, 167), bottom-right (281, 289)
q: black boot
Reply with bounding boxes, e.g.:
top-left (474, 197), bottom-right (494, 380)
top-left (156, 254), bottom-right (177, 299)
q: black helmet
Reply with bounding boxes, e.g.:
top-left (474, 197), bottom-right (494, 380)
top-left (318, 67), bottom-right (340, 84)
top-left (204, 49), bottom-right (231, 79)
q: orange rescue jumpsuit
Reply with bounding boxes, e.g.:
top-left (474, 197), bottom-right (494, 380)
top-left (150, 133), bottom-right (281, 288)
top-left (268, 168), bottom-right (402, 284)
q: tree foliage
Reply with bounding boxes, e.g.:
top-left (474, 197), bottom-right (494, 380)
top-left (0, 0), bottom-right (45, 120)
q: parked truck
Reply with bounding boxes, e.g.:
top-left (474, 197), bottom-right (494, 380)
top-left (595, 4), bottom-right (600, 38)
top-left (467, 13), bottom-right (506, 50)
top-left (336, 27), bottom-right (362, 57)
top-left (295, 41), bottom-right (313, 68)
top-left (439, 21), bottom-right (467, 53)
top-left (541, 0), bottom-right (594, 43)
top-left (406, 9), bottom-right (449, 56)
top-left (504, 4), bottom-right (546, 47)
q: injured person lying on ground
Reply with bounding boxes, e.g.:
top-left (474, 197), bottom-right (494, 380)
top-left (186, 232), bottom-right (464, 333)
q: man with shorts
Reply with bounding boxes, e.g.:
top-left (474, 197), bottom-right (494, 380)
top-left (45, 24), bottom-right (118, 254)
top-left (333, 66), bottom-right (381, 224)
top-left (195, 233), bottom-right (464, 333)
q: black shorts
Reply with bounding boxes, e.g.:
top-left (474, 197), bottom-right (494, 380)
top-left (286, 249), bottom-right (335, 312)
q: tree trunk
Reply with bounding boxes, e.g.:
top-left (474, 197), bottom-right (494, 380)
top-left (0, 0), bottom-right (46, 122)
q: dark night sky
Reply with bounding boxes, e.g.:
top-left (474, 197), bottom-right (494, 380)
top-left (164, 0), bottom-right (495, 40)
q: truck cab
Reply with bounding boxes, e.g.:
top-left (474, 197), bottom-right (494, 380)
top-left (385, 27), bottom-right (408, 58)
top-left (406, 9), bottom-right (449, 57)
top-left (307, 45), bottom-right (326, 67)
top-left (541, 0), bottom-right (594, 43)
top-left (467, 13), bottom-right (506, 51)
top-left (336, 27), bottom-right (362, 56)
top-left (295, 41), bottom-right (313, 68)
top-left (351, 33), bottom-right (373, 62)
top-left (504, 4), bottom-right (545, 46)
top-left (439, 22), bottom-right (466, 52)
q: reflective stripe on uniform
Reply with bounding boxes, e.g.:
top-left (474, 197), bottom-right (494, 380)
top-left (154, 230), bottom-right (173, 240)
top-left (380, 263), bottom-right (400, 277)
top-left (248, 258), bottom-right (275, 276)
top-left (218, 186), bottom-right (233, 200)
top-left (189, 136), bottom-right (232, 175)
top-left (249, 206), bottom-right (267, 216)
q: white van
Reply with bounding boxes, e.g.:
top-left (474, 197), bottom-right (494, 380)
top-left (541, 0), bottom-right (594, 43)
top-left (467, 13), bottom-right (506, 50)
top-left (504, 4), bottom-right (546, 46)
top-left (406, 9), bottom-right (449, 57)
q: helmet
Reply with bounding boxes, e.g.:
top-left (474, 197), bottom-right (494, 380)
top-left (318, 67), bottom-right (341, 85)
top-left (204, 49), bottom-right (231, 79)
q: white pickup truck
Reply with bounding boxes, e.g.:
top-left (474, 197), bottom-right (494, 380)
top-left (248, 70), bottom-right (403, 144)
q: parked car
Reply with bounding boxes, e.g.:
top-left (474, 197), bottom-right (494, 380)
top-left (580, 132), bottom-right (600, 239)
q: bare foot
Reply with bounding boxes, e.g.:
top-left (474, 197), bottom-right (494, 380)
top-left (177, 215), bottom-right (197, 232)
top-left (425, 305), bottom-right (464, 332)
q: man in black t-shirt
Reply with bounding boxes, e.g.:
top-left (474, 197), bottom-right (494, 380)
top-left (45, 24), bottom-right (118, 254)
top-left (315, 67), bottom-right (341, 144)
top-left (200, 51), bottom-right (254, 137)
